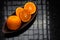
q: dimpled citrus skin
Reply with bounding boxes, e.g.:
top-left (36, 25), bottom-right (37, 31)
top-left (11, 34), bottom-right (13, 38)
top-left (7, 15), bottom-right (21, 30)
top-left (20, 10), bottom-right (31, 22)
top-left (24, 2), bottom-right (36, 14)
top-left (16, 7), bottom-right (24, 18)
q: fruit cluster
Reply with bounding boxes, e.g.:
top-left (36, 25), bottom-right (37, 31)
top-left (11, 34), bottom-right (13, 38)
top-left (6, 2), bottom-right (36, 30)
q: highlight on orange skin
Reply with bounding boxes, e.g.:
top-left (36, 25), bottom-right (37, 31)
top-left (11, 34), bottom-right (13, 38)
top-left (20, 9), bottom-right (31, 22)
top-left (16, 7), bottom-right (24, 18)
top-left (7, 15), bottom-right (21, 30)
top-left (24, 2), bottom-right (36, 14)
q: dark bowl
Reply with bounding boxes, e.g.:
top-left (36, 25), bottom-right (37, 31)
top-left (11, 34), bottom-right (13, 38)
top-left (2, 11), bottom-right (37, 38)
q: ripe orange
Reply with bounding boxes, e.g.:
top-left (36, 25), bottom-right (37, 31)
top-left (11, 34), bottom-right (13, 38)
top-left (20, 9), bottom-right (31, 22)
top-left (24, 2), bottom-right (36, 14)
top-left (16, 7), bottom-right (24, 18)
top-left (7, 15), bottom-right (21, 30)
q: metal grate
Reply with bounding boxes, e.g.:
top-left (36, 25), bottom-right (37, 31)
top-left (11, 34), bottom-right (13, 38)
top-left (3, 0), bottom-right (49, 40)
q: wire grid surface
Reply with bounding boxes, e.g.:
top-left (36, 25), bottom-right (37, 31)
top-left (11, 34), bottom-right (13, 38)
top-left (4, 0), bottom-right (49, 40)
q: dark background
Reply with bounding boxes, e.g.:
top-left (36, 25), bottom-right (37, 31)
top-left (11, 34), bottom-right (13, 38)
top-left (0, 1), bottom-right (4, 40)
top-left (50, 0), bottom-right (60, 40)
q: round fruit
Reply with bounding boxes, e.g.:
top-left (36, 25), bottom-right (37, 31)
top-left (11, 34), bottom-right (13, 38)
top-left (7, 15), bottom-right (21, 30)
top-left (24, 2), bottom-right (36, 14)
top-left (20, 9), bottom-right (31, 22)
top-left (16, 7), bottom-right (24, 18)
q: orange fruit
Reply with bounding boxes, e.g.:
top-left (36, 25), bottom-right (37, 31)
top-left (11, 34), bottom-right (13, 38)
top-left (24, 2), bottom-right (36, 14)
top-left (20, 9), bottom-right (31, 22)
top-left (7, 15), bottom-right (21, 30)
top-left (16, 7), bottom-right (24, 18)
